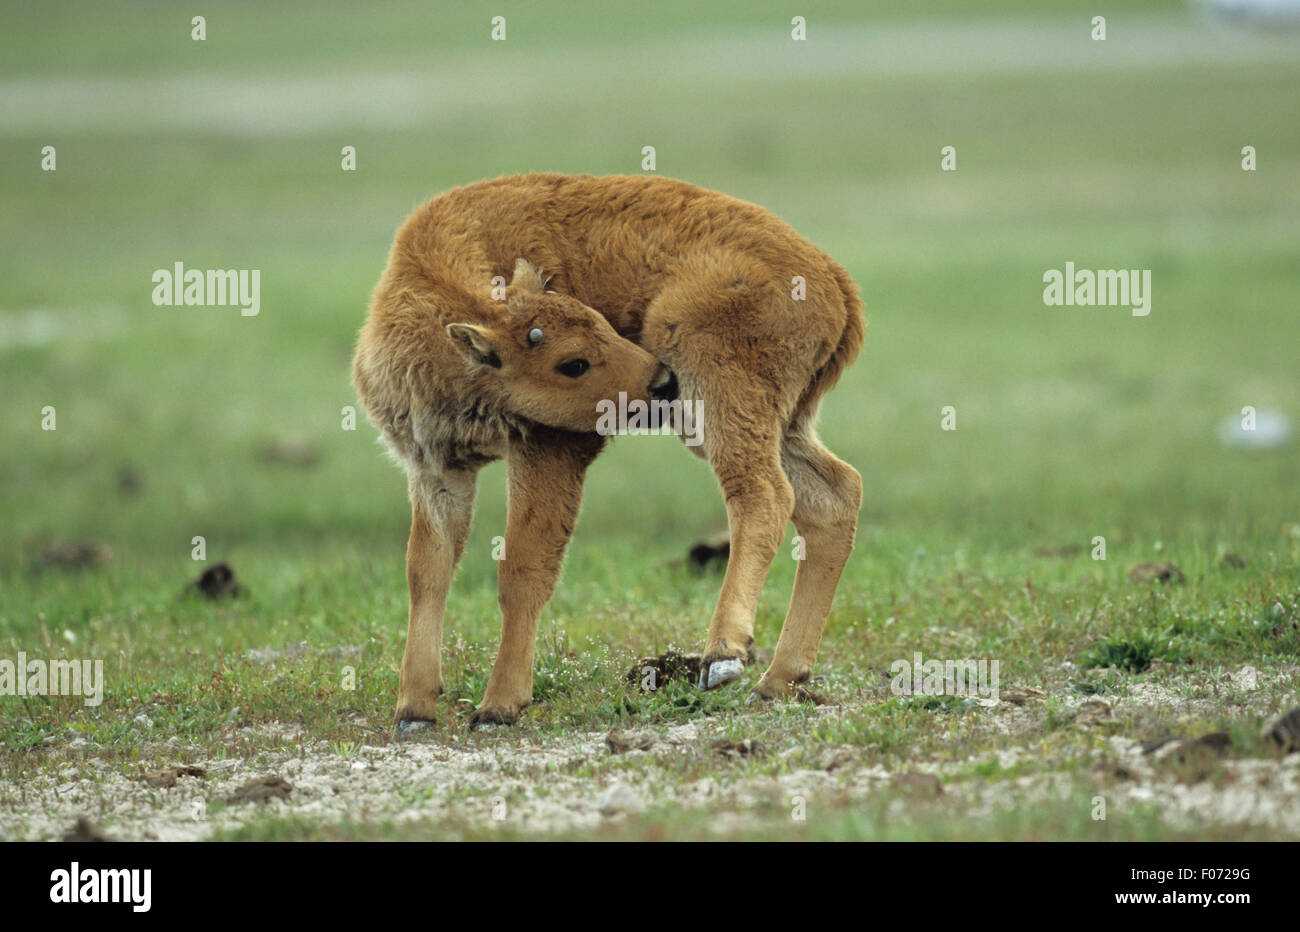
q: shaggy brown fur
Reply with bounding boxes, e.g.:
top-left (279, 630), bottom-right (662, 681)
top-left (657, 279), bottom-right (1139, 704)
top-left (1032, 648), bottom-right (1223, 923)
top-left (353, 173), bottom-right (864, 732)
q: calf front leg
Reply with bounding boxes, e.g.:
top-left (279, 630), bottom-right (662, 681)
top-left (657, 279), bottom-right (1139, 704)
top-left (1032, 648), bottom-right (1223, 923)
top-left (469, 429), bottom-right (603, 727)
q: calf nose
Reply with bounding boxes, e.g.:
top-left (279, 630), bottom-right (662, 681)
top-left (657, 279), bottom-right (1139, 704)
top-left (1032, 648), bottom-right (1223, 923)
top-left (649, 366), bottom-right (678, 402)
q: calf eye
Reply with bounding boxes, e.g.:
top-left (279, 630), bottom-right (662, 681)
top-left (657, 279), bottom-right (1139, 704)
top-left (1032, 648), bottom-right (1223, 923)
top-left (556, 359), bottom-right (589, 378)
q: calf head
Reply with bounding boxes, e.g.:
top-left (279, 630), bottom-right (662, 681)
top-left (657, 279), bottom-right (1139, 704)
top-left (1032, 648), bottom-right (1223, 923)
top-left (446, 258), bottom-right (672, 433)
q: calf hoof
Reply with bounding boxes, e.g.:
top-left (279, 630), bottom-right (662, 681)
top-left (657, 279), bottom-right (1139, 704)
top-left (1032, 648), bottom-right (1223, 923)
top-left (751, 668), bottom-right (814, 702)
top-left (468, 704), bottom-right (521, 729)
top-left (698, 658), bottom-right (745, 691)
top-left (393, 719), bottom-right (437, 742)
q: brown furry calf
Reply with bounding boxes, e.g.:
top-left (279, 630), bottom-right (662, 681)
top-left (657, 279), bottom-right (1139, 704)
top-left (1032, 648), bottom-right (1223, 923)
top-left (353, 173), bottom-right (863, 736)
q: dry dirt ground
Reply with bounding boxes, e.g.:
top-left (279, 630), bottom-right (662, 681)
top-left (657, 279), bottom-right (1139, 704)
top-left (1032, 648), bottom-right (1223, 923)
top-left (4, 665), bottom-right (1298, 841)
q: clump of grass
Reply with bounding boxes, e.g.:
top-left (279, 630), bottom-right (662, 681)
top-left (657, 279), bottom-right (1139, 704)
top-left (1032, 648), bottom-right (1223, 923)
top-left (907, 694), bottom-right (979, 713)
top-left (1070, 670), bottom-right (1122, 695)
top-left (1081, 631), bottom-right (1165, 673)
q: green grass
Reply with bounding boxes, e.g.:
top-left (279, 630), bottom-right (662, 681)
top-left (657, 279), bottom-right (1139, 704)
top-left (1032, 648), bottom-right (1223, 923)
top-left (1, 0), bottom-right (1297, 841)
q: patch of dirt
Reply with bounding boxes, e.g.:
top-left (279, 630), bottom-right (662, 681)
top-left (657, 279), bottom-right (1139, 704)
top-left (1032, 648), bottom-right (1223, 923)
top-left (1033, 544), bottom-right (1083, 558)
top-left (1128, 562), bottom-right (1184, 583)
top-left (626, 650), bottom-right (703, 689)
top-left (139, 765), bottom-right (206, 788)
top-left (6, 668), bottom-right (1299, 841)
top-left (226, 777), bottom-right (293, 804)
top-left (1000, 686), bottom-right (1047, 705)
top-left (606, 729), bottom-right (655, 754)
top-left (1074, 698), bottom-right (1114, 726)
top-left (62, 817), bottom-right (112, 842)
top-left (116, 465), bottom-right (143, 496)
top-left (891, 771), bottom-right (943, 796)
top-left (37, 540), bottom-right (112, 571)
top-left (793, 686), bottom-right (833, 706)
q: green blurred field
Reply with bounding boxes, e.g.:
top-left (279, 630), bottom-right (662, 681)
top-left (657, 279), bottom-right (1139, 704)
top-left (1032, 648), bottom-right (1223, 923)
top-left (1, 1), bottom-right (1297, 841)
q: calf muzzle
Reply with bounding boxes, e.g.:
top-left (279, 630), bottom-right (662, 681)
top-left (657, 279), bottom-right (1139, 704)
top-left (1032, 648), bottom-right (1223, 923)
top-left (649, 366), bottom-right (678, 402)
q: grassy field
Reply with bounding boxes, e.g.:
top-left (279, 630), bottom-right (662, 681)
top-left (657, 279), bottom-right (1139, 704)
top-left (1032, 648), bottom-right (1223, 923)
top-left (1, 1), bottom-right (1298, 841)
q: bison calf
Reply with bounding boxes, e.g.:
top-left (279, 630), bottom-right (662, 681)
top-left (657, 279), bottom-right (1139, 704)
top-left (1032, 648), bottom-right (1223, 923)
top-left (352, 173), bottom-right (863, 735)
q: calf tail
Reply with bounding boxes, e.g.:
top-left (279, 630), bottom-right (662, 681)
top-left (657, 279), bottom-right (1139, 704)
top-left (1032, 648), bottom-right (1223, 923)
top-left (790, 262), bottom-right (865, 430)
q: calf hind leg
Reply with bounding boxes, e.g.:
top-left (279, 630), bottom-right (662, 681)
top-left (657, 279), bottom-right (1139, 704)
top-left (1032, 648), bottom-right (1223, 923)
top-left (394, 464), bottom-right (481, 737)
top-left (753, 428), bottom-right (861, 700)
top-left (699, 424), bottom-right (796, 689)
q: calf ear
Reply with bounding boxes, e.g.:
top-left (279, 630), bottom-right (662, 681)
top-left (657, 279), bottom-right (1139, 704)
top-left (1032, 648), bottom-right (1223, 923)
top-left (446, 323), bottom-right (502, 369)
top-left (509, 258), bottom-right (552, 293)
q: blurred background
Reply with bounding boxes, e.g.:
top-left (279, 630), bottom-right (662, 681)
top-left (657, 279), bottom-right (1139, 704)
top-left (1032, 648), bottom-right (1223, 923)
top-left (1, 1), bottom-right (1296, 652)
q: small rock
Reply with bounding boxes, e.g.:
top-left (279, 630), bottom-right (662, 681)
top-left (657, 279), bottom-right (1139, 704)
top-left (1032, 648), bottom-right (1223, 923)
top-left (793, 685), bottom-right (833, 706)
top-left (1129, 562), bottom-right (1184, 584)
top-left (38, 540), bottom-right (112, 571)
top-left (891, 771), bottom-right (943, 796)
top-left (1230, 666), bottom-right (1258, 691)
top-left (606, 728), bottom-right (655, 754)
top-left (686, 777), bottom-right (716, 799)
top-left (712, 738), bottom-right (763, 758)
top-left (245, 641), bottom-right (311, 664)
top-left (1074, 698), bottom-right (1114, 726)
top-left (226, 776), bottom-right (292, 804)
top-left (139, 765), bottom-right (206, 788)
top-left (818, 749), bottom-right (856, 772)
top-left (1000, 686), bottom-right (1047, 705)
top-left (662, 722), bottom-right (699, 745)
top-left (598, 782), bottom-right (643, 816)
top-left (1264, 706), bottom-right (1300, 754)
